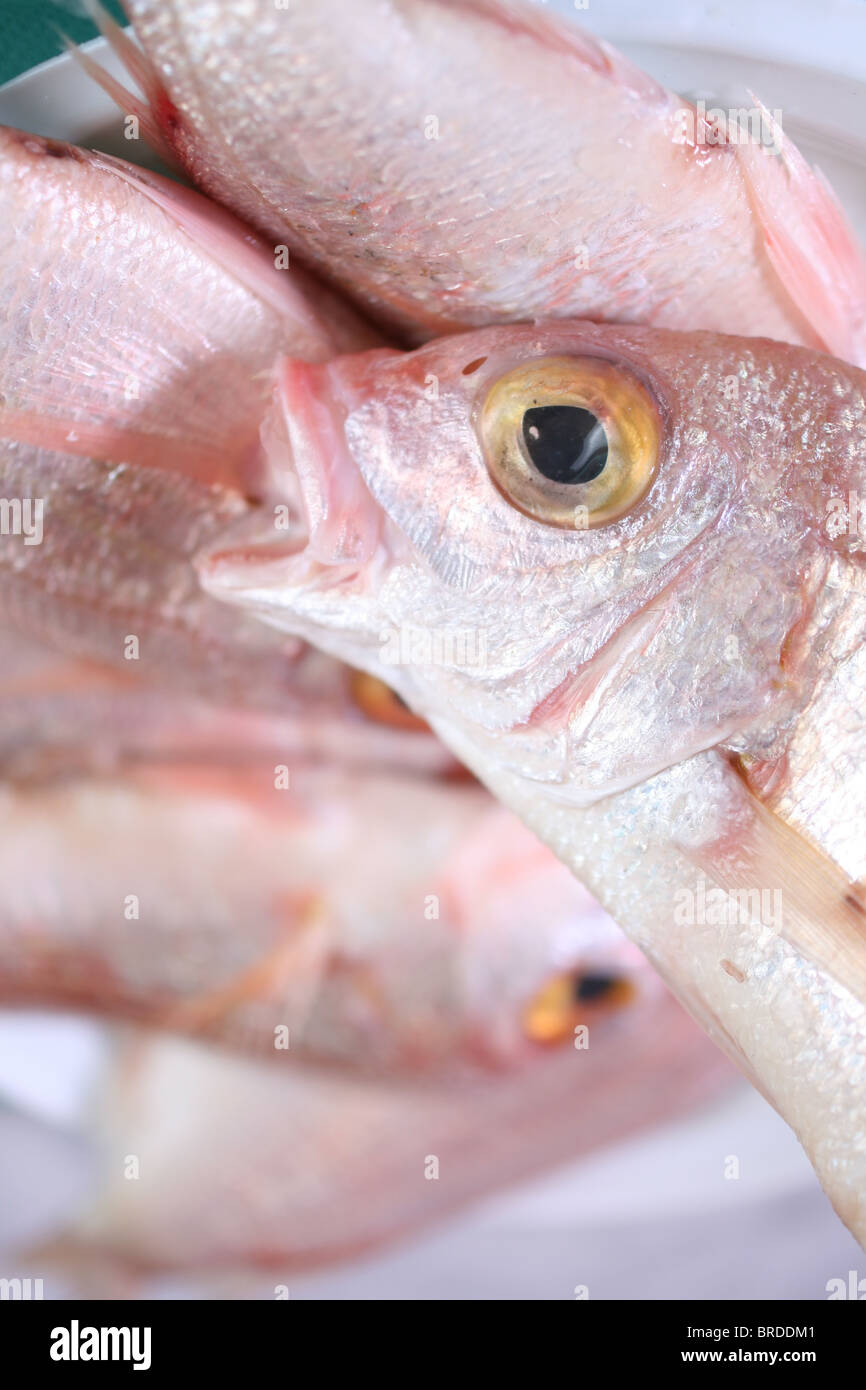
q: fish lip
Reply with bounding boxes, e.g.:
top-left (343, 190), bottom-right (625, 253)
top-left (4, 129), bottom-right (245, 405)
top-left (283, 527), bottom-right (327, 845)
top-left (271, 356), bottom-right (383, 568)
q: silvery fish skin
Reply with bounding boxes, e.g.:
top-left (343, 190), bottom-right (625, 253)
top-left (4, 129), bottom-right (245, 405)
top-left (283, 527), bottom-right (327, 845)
top-left (109, 0), bottom-right (866, 359)
top-left (48, 1010), bottom-right (731, 1279)
top-left (0, 761), bottom-right (651, 1075)
top-left (0, 125), bottom-right (374, 705)
top-left (200, 321), bottom-right (866, 1241)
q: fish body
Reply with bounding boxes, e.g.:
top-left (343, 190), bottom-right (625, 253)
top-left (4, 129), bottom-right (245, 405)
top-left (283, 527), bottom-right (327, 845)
top-left (0, 623), bottom-right (733, 1273)
top-left (107, 0), bottom-right (866, 360)
top-left (0, 125), bottom-right (370, 480)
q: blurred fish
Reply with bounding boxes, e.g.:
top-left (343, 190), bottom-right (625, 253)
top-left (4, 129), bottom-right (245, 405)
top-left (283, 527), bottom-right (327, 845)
top-left (0, 759), bottom-right (650, 1074)
top-left (45, 1005), bottom-right (732, 1280)
top-left (92, 0), bottom-right (866, 359)
top-left (0, 626), bottom-right (455, 781)
top-left (200, 320), bottom-right (866, 1241)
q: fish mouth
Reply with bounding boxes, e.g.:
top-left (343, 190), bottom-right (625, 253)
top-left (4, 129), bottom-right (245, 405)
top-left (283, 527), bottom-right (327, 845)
top-left (198, 354), bottom-right (389, 610)
top-left (266, 356), bottom-right (384, 568)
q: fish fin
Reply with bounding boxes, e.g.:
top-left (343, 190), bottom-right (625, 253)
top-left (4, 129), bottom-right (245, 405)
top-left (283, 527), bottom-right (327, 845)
top-left (0, 408), bottom-right (243, 487)
top-left (688, 762), bottom-right (866, 1003)
top-left (435, 0), bottom-right (669, 103)
top-left (63, 0), bottom-right (178, 169)
top-left (737, 98), bottom-right (866, 367)
top-left (163, 894), bottom-right (331, 1047)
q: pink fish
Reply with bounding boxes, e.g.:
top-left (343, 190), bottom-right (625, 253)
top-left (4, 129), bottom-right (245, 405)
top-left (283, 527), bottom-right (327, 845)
top-left (1, 2), bottom-right (858, 1266)
top-left (0, 124), bottom-right (375, 702)
top-left (0, 757), bottom-right (652, 1074)
top-left (0, 635), bottom-right (735, 1276)
top-left (200, 319), bottom-right (866, 1243)
top-left (41, 1003), bottom-right (730, 1281)
top-left (0, 624), bottom-right (455, 779)
top-left (89, 0), bottom-right (866, 359)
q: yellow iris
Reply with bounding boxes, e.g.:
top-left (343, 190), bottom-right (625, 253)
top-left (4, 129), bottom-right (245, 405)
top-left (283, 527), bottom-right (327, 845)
top-left (479, 356), bottom-right (661, 529)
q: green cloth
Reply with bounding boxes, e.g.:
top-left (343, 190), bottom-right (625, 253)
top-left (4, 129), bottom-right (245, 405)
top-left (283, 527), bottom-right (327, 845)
top-left (0, 1), bottom-right (126, 87)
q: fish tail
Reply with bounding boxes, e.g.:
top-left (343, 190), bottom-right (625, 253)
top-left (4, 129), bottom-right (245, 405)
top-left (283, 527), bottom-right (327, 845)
top-left (448, 5), bottom-right (866, 366)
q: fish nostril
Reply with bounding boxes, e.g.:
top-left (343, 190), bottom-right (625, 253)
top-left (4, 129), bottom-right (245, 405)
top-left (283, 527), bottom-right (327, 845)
top-left (461, 356), bottom-right (488, 376)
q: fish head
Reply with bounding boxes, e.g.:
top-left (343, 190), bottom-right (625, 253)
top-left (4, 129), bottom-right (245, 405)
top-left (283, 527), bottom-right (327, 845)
top-left (202, 322), bottom-right (866, 806)
top-left (416, 795), bottom-right (648, 1062)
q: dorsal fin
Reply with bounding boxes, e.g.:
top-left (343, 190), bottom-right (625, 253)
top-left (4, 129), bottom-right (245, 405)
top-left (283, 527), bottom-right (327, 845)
top-left (64, 0), bottom-right (177, 167)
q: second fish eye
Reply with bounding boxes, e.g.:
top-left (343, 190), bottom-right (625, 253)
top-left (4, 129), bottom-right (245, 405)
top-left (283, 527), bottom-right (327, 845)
top-left (479, 356), bottom-right (661, 529)
top-left (349, 669), bottom-right (429, 732)
top-left (522, 970), bottom-right (634, 1046)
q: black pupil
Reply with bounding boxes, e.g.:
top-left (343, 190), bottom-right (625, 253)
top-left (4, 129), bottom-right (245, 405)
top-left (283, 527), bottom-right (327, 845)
top-left (573, 973), bottom-right (618, 1003)
top-left (522, 405), bottom-right (608, 484)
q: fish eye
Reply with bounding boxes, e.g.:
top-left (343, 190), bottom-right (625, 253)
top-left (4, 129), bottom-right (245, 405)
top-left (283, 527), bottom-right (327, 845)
top-left (522, 970), bottom-right (634, 1046)
top-left (349, 669), bottom-right (429, 732)
top-left (479, 357), bottom-right (661, 528)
